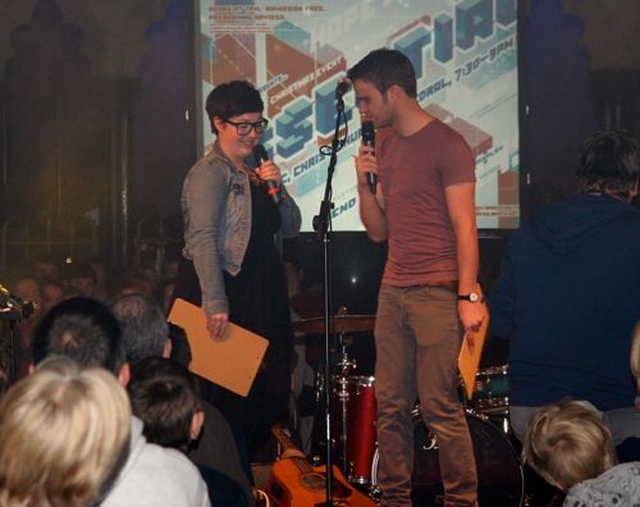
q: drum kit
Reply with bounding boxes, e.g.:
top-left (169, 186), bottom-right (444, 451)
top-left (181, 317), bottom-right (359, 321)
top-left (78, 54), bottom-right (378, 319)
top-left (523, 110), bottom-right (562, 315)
top-left (292, 312), bottom-right (525, 506)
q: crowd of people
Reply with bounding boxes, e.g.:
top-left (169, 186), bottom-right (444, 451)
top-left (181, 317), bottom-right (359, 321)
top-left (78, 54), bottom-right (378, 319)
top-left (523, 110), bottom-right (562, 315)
top-left (0, 59), bottom-right (639, 507)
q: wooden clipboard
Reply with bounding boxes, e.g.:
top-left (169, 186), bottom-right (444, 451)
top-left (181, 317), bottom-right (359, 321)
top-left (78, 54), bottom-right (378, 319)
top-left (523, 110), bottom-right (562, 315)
top-left (168, 298), bottom-right (269, 397)
top-left (458, 301), bottom-right (490, 400)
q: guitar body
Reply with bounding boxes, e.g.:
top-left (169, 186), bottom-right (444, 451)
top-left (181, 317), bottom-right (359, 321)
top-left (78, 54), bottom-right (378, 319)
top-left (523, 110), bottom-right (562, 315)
top-left (267, 425), bottom-right (376, 507)
top-left (267, 462), bottom-right (375, 507)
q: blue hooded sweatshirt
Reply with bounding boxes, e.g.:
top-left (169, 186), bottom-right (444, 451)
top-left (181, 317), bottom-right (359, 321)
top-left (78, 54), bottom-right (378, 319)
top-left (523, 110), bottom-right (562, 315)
top-left (490, 194), bottom-right (640, 410)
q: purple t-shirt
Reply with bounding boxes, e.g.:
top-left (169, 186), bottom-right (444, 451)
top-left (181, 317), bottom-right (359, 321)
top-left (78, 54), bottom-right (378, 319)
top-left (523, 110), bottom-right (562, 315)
top-left (378, 119), bottom-right (475, 287)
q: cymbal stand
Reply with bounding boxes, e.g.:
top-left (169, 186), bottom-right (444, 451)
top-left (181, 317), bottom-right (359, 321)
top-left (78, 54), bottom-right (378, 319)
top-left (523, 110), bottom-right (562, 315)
top-left (334, 331), bottom-right (357, 478)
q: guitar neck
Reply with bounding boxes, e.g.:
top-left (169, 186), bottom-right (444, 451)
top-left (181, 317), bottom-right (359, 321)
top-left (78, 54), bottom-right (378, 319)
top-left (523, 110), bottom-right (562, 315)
top-left (271, 424), bottom-right (314, 473)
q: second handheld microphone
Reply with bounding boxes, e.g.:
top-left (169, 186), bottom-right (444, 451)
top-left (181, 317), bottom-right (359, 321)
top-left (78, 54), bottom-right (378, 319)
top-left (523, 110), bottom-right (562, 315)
top-left (361, 120), bottom-right (377, 194)
top-left (252, 144), bottom-right (281, 204)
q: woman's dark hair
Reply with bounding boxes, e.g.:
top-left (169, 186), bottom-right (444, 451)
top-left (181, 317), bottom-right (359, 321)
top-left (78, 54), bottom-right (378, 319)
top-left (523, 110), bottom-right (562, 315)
top-left (205, 80), bottom-right (264, 134)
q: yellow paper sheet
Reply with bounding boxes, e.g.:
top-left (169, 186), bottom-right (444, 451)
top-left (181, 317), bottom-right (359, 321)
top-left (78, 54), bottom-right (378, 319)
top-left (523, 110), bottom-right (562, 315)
top-left (458, 302), bottom-right (490, 400)
top-left (168, 298), bottom-right (269, 397)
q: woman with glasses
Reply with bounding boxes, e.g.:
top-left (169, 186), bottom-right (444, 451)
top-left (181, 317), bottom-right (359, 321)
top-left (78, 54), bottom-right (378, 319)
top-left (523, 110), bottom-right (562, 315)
top-left (174, 80), bottom-right (301, 480)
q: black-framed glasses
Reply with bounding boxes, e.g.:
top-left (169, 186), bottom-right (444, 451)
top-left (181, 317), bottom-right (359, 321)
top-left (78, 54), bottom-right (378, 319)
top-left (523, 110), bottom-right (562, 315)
top-left (224, 118), bottom-right (269, 135)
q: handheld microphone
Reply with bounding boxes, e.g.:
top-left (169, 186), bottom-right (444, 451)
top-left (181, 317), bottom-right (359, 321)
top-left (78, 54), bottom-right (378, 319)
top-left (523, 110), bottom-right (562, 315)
top-left (361, 120), bottom-right (377, 194)
top-left (335, 77), bottom-right (352, 100)
top-left (252, 144), bottom-right (280, 205)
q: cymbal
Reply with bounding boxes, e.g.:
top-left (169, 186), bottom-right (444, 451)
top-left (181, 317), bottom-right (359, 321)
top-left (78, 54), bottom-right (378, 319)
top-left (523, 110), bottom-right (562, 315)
top-left (293, 314), bottom-right (375, 335)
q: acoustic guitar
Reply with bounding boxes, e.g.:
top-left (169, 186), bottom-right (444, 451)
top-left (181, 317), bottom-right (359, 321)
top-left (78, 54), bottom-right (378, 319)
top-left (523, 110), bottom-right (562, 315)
top-left (266, 424), bottom-right (376, 507)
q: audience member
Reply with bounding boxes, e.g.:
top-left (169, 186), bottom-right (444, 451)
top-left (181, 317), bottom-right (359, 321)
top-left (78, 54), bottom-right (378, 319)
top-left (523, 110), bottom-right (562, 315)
top-left (613, 321), bottom-right (640, 462)
top-left (31, 254), bottom-right (60, 280)
top-left (162, 255), bottom-right (181, 281)
top-left (128, 356), bottom-right (250, 507)
top-left (490, 130), bottom-right (640, 444)
top-left (31, 296), bottom-right (211, 507)
top-left (107, 270), bottom-right (155, 300)
top-left (0, 355), bottom-right (131, 507)
top-left (523, 399), bottom-right (640, 506)
top-left (88, 256), bottom-right (110, 302)
top-left (63, 262), bottom-right (99, 299)
top-left (110, 292), bottom-right (253, 506)
top-left (13, 274), bottom-right (42, 318)
top-left (631, 320), bottom-right (640, 399)
top-left (40, 277), bottom-right (66, 313)
top-left (159, 277), bottom-right (177, 315)
top-left (0, 343), bottom-right (10, 396)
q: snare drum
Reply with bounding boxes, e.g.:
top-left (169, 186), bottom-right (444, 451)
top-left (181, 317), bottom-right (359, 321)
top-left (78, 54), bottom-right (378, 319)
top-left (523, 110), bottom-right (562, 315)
top-left (331, 375), bottom-right (377, 484)
top-left (371, 409), bottom-right (524, 506)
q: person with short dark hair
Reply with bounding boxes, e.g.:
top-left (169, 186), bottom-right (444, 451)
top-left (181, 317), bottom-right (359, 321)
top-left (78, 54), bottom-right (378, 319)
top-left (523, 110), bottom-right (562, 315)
top-left (348, 48), bottom-right (482, 506)
top-left (128, 357), bottom-right (249, 507)
top-left (490, 130), bottom-right (640, 446)
top-left (128, 357), bottom-right (202, 449)
top-left (64, 262), bottom-right (98, 299)
top-left (32, 296), bottom-right (125, 377)
top-left (173, 79), bottom-right (301, 466)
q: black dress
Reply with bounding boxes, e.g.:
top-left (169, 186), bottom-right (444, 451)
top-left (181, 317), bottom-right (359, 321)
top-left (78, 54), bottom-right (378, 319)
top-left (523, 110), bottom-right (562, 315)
top-left (174, 178), bottom-right (294, 460)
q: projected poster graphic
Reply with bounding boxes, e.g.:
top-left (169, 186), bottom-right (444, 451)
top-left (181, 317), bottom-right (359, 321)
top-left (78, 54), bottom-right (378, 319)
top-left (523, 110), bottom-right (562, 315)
top-left (197, 0), bottom-right (519, 231)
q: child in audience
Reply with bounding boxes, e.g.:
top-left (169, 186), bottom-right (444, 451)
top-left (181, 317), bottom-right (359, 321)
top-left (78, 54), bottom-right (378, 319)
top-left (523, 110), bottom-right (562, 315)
top-left (128, 356), bottom-right (251, 507)
top-left (522, 398), bottom-right (640, 505)
top-left (0, 355), bottom-right (131, 506)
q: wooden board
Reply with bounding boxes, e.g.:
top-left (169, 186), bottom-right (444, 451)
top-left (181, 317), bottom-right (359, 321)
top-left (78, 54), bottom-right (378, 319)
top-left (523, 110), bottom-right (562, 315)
top-left (168, 298), bottom-right (269, 397)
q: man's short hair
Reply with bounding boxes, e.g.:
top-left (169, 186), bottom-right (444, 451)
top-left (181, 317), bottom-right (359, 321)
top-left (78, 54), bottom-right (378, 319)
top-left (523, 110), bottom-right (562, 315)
top-left (577, 130), bottom-right (640, 198)
top-left (32, 297), bottom-right (124, 374)
top-left (0, 356), bottom-right (131, 506)
top-left (522, 398), bottom-right (617, 491)
top-left (110, 293), bottom-right (169, 364)
top-left (128, 356), bottom-right (201, 449)
top-left (347, 48), bottom-right (417, 98)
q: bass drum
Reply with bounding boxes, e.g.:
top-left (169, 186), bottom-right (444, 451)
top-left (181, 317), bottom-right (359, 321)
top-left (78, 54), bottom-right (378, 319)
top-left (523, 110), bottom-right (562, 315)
top-left (371, 410), bottom-right (524, 506)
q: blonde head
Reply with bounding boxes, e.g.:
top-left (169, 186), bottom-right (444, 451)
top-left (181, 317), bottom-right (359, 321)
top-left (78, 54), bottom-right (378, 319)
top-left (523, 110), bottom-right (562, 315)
top-left (522, 399), bottom-right (616, 491)
top-left (630, 320), bottom-right (640, 391)
top-left (0, 356), bottom-right (131, 507)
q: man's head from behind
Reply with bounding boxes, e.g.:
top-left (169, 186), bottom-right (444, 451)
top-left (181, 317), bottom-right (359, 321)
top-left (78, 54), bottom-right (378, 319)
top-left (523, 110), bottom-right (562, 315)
top-left (127, 356), bottom-right (203, 450)
top-left (578, 130), bottom-right (640, 200)
top-left (522, 398), bottom-right (617, 491)
top-left (110, 293), bottom-right (171, 365)
top-left (32, 297), bottom-right (125, 376)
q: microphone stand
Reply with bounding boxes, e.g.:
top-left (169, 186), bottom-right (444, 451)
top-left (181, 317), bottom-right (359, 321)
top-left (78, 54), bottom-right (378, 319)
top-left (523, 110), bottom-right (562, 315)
top-left (312, 92), bottom-right (349, 506)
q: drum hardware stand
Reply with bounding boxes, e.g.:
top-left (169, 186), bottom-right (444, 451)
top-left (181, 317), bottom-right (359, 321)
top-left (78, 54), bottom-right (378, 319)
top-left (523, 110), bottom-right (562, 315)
top-left (333, 328), bottom-right (357, 480)
top-left (311, 79), bottom-right (350, 506)
top-left (0, 284), bottom-right (35, 383)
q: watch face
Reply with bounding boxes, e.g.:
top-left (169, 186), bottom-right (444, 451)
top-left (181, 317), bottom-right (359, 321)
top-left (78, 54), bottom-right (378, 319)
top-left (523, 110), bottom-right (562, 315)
top-left (469, 292), bottom-right (480, 302)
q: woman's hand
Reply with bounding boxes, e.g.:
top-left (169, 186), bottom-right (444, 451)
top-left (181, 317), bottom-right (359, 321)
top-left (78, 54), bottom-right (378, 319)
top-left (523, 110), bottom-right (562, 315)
top-left (206, 312), bottom-right (229, 340)
top-left (255, 159), bottom-right (283, 186)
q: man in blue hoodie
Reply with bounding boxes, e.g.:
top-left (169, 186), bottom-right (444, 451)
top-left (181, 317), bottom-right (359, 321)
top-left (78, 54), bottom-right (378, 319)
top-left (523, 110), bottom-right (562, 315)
top-left (491, 130), bottom-right (640, 446)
